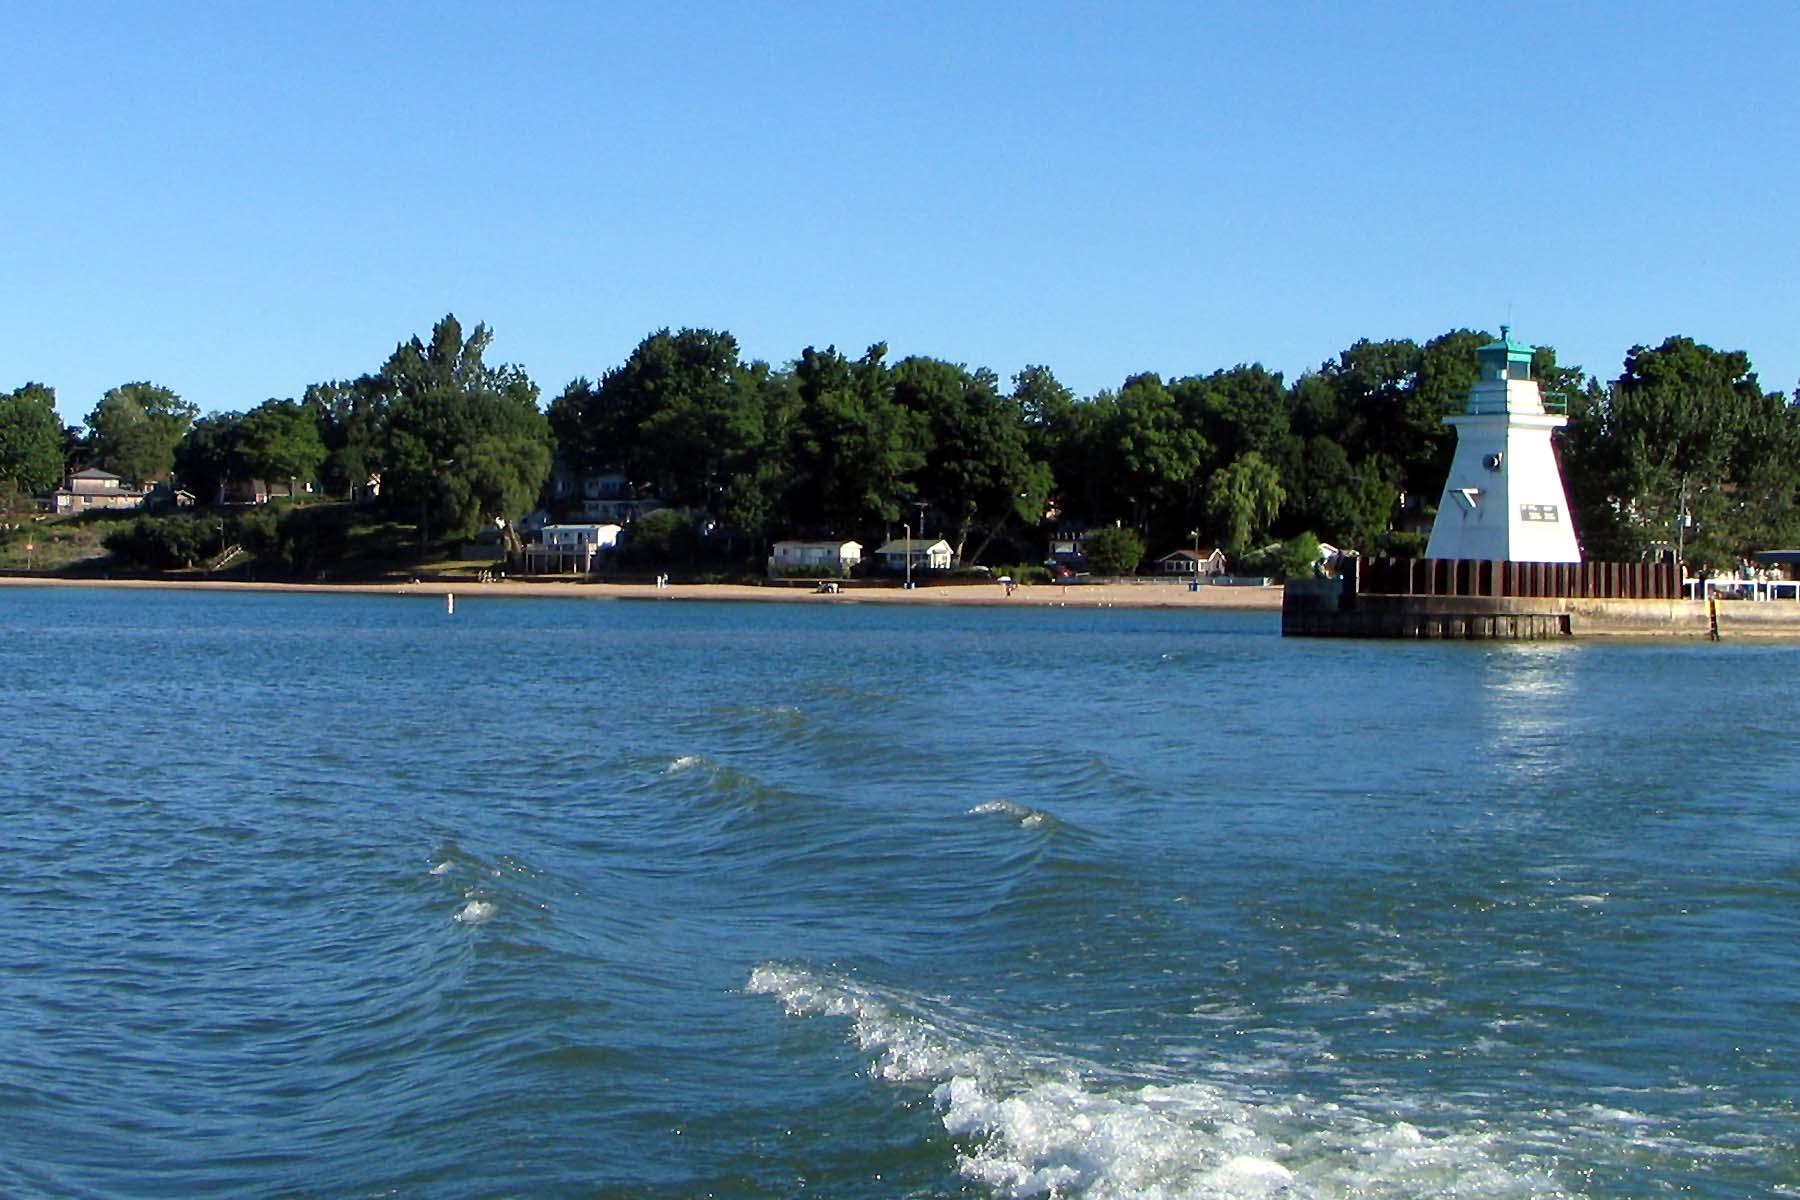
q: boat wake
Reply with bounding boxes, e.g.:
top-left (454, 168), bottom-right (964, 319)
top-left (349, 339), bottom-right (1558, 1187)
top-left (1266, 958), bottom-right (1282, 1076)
top-left (747, 963), bottom-right (1571, 1200)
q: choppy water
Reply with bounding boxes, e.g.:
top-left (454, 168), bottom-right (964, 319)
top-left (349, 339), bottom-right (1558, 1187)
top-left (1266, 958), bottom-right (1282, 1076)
top-left (2, 587), bottom-right (1795, 1199)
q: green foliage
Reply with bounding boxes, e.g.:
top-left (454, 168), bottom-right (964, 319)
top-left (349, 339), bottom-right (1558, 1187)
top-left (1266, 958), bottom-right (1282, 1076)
top-left (774, 561), bottom-right (847, 579)
top-left (174, 412), bottom-right (239, 502)
top-left (787, 343), bottom-right (927, 534)
top-left (0, 382), bottom-right (66, 497)
top-left (377, 315), bottom-right (552, 543)
top-left (60, 318), bottom-right (1800, 582)
top-left (1082, 525), bottom-right (1145, 576)
top-left (1382, 530), bottom-right (1430, 558)
top-left (103, 515), bottom-right (216, 569)
top-left (238, 399), bottom-right (326, 491)
top-left (892, 356), bottom-right (1052, 564)
top-left (1204, 450), bottom-right (1285, 554)
top-left (1561, 335), bottom-right (1800, 568)
top-left (86, 382), bottom-right (197, 483)
top-left (1239, 531), bottom-right (1322, 580)
top-left (615, 507), bottom-right (704, 567)
top-left (991, 563), bottom-right (1051, 585)
top-left (304, 378), bottom-right (386, 496)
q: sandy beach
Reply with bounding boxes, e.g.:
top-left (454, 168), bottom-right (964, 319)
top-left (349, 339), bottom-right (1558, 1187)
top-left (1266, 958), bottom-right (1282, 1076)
top-left (0, 574), bottom-right (1284, 610)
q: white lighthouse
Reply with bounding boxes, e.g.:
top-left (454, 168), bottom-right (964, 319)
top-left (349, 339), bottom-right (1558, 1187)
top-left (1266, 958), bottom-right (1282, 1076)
top-left (1425, 326), bottom-right (1580, 563)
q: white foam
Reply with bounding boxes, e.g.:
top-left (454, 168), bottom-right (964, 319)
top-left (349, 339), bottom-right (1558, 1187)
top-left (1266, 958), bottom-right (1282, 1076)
top-left (666, 754), bottom-right (706, 774)
top-left (453, 900), bottom-right (495, 925)
top-left (749, 963), bottom-right (1568, 1199)
top-left (428, 861), bottom-right (452, 876)
top-left (969, 799), bottom-right (1053, 829)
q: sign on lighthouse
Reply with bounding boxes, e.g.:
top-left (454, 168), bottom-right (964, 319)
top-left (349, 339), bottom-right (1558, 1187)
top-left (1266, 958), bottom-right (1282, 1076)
top-left (1425, 326), bottom-right (1580, 563)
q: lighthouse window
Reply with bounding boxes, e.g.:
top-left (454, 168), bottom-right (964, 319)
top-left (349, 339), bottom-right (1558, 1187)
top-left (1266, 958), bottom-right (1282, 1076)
top-left (1520, 504), bottom-right (1560, 522)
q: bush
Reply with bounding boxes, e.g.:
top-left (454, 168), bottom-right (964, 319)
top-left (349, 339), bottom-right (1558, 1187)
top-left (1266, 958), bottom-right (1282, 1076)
top-left (775, 561), bottom-right (846, 579)
top-left (1083, 527), bottom-right (1146, 576)
top-left (1240, 532), bottom-right (1322, 580)
top-left (104, 516), bottom-right (215, 570)
top-left (991, 563), bottom-right (1050, 585)
top-left (1381, 531), bottom-right (1429, 559)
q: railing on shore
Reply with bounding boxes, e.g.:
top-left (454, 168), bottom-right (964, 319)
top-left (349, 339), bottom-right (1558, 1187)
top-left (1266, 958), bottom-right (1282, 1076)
top-left (1685, 577), bottom-right (1800, 602)
top-left (1351, 558), bottom-right (1681, 601)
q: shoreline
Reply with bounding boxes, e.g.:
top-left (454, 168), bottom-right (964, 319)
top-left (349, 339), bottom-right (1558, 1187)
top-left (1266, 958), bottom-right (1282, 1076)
top-left (0, 575), bottom-right (1286, 611)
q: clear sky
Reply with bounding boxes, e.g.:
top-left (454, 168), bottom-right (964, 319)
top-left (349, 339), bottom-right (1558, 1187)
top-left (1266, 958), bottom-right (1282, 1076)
top-left (7, 1), bottom-right (1797, 426)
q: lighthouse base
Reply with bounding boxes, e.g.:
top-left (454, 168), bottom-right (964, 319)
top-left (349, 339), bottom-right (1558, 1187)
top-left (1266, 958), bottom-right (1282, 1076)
top-left (1280, 558), bottom-right (1714, 639)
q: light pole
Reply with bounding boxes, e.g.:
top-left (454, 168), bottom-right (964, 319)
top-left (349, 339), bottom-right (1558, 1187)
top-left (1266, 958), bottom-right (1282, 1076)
top-left (1190, 528), bottom-right (1201, 588)
top-left (903, 521), bottom-right (913, 589)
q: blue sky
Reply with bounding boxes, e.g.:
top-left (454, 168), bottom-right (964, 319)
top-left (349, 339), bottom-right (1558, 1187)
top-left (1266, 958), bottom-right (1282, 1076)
top-left (7, 2), bottom-right (1797, 426)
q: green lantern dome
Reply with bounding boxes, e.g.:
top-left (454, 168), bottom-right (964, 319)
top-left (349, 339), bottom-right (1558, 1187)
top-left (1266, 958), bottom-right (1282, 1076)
top-left (1478, 324), bottom-right (1534, 381)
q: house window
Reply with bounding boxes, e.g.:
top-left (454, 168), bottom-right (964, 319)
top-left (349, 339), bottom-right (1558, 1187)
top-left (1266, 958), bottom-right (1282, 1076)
top-left (1520, 504), bottom-right (1560, 522)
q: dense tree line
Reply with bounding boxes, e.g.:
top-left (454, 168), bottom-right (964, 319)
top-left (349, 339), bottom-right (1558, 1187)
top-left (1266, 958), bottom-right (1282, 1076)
top-left (8, 316), bottom-right (1799, 571)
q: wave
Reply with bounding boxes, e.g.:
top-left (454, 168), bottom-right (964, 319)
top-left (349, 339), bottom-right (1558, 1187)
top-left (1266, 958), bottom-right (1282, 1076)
top-left (747, 963), bottom-right (1569, 1199)
top-left (968, 799), bottom-right (1059, 831)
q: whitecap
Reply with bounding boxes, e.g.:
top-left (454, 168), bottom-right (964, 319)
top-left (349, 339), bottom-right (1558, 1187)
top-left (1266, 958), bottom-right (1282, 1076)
top-left (749, 962), bottom-right (1568, 1200)
top-left (666, 754), bottom-right (706, 774)
top-left (453, 900), bottom-right (495, 925)
top-left (428, 861), bottom-right (452, 876)
top-left (969, 799), bottom-right (1054, 829)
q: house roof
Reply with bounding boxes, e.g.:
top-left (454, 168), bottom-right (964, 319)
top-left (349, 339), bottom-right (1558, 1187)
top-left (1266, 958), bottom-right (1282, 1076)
top-left (876, 538), bottom-right (951, 554)
top-left (1158, 548), bottom-right (1223, 561)
top-left (69, 467), bottom-right (120, 481)
top-left (773, 539), bottom-right (862, 551)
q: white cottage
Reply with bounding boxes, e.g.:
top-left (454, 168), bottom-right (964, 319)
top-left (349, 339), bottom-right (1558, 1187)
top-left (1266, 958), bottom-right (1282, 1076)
top-left (1156, 548), bottom-right (1226, 577)
top-left (769, 539), bottom-right (863, 574)
top-left (525, 523), bottom-right (621, 573)
top-left (875, 538), bottom-right (952, 573)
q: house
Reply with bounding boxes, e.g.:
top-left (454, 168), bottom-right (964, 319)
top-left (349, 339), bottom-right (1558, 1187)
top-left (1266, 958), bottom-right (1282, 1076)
top-left (1156, 547), bottom-right (1227, 577)
top-left (580, 472), bottom-right (661, 524)
top-left (49, 468), bottom-right (145, 514)
top-left (145, 483), bottom-right (196, 511)
top-left (875, 538), bottom-right (952, 573)
top-left (1046, 529), bottom-right (1088, 567)
top-left (769, 539), bottom-right (863, 576)
top-left (218, 478), bottom-right (309, 506)
top-left (523, 523), bottom-right (621, 574)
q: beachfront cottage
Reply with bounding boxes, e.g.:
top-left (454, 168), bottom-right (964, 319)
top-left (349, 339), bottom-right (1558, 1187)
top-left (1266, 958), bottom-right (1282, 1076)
top-left (769, 539), bottom-right (863, 575)
top-left (875, 538), bottom-right (952, 573)
top-left (1156, 548), bottom-right (1227, 578)
top-left (49, 468), bottom-right (145, 514)
top-left (1047, 529), bottom-right (1088, 567)
top-left (525, 524), bottom-right (621, 574)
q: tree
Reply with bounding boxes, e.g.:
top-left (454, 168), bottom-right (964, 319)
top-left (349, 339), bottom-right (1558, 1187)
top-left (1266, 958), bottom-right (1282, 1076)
top-left (1204, 450), bottom-right (1286, 555)
top-left (1172, 363), bottom-right (1289, 473)
top-left (304, 378), bottom-right (385, 496)
top-left (86, 382), bottom-right (197, 483)
top-left (174, 412), bottom-right (248, 503)
top-left (376, 315), bottom-right (552, 545)
top-left (238, 399), bottom-right (326, 497)
top-left (892, 356), bottom-right (1050, 562)
top-left (786, 344), bottom-right (927, 536)
top-left (1082, 525), bottom-right (1145, 576)
top-left (1562, 336), bottom-right (1796, 567)
top-left (1095, 373), bottom-right (1210, 533)
top-left (0, 382), bottom-right (66, 499)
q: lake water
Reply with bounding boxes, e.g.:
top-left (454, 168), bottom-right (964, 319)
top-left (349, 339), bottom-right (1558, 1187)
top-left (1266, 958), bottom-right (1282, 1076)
top-left (2, 587), bottom-right (1794, 1199)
